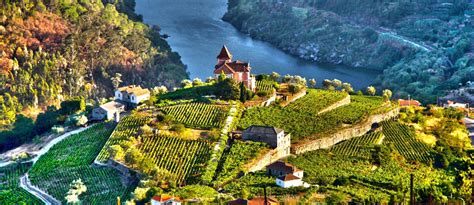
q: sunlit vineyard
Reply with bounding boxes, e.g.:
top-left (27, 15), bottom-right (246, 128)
top-left (239, 90), bottom-right (390, 141)
top-left (381, 121), bottom-right (432, 161)
top-left (331, 132), bottom-right (384, 159)
top-left (97, 114), bottom-right (150, 162)
top-left (29, 123), bottom-right (133, 204)
top-left (0, 163), bottom-right (43, 205)
top-left (256, 80), bottom-right (275, 94)
top-left (139, 135), bottom-right (212, 185)
top-left (214, 141), bottom-right (269, 186)
top-left (160, 103), bottom-right (229, 129)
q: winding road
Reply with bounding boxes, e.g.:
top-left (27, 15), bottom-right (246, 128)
top-left (2, 126), bottom-right (94, 205)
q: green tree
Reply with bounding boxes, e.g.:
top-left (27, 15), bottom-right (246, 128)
top-left (383, 89), bottom-right (393, 101)
top-left (331, 79), bottom-right (342, 89)
top-left (60, 97), bottom-right (86, 115)
top-left (108, 144), bottom-right (125, 161)
top-left (180, 79), bottom-right (192, 88)
top-left (125, 147), bottom-right (144, 168)
top-left (323, 79), bottom-right (332, 89)
top-left (366, 86), bottom-right (376, 96)
top-left (270, 72), bottom-right (280, 81)
top-left (215, 78), bottom-right (240, 100)
top-left (309, 78), bottom-right (316, 88)
top-left (110, 73), bottom-right (122, 90)
top-left (288, 84), bottom-right (301, 95)
top-left (34, 106), bottom-right (59, 134)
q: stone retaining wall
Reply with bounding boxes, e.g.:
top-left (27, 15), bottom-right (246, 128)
top-left (317, 94), bottom-right (351, 115)
top-left (292, 108), bottom-right (400, 154)
top-left (245, 149), bottom-right (279, 173)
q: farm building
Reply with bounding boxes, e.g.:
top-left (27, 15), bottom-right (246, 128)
top-left (267, 161), bottom-right (307, 188)
top-left (214, 45), bottom-right (256, 91)
top-left (151, 195), bottom-right (181, 205)
top-left (227, 196), bottom-right (279, 205)
top-left (242, 126), bottom-right (291, 157)
top-left (115, 85), bottom-right (150, 108)
top-left (266, 161), bottom-right (303, 178)
top-left (276, 174), bottom-right (303, 188)
top-left (92, 101), bottom-right (125, 121)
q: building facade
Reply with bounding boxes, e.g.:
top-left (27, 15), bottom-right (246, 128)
top-left (114, 85), bottom-right (150, 108)
top-left (214, 45), bottom-right (256, 91)
top-left (242, 125), bottom-right (291, 157)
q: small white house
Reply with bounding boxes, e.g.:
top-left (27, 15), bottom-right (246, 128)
top-left (92, 101), bottom-right (125, 120)
top-left (276, 174), bottom-right (303, 188)
top-left (445, 100), bottom-right (468, 109)
top-left (115, 85), bottom-right (150, 106)
top-left (151, 195), bottom-right (181, 205)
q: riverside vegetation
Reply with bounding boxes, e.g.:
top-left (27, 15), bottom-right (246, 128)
top-left (224, 0), bottom-right (474, 103)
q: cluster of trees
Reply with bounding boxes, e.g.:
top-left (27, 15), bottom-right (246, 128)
top-left (0, 0), bottom-right (187, 130)
top-left (0, 97), bottom-right (86, 152)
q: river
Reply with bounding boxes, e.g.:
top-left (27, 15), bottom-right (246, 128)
top-left (135, 0), bottom-right (380, 90)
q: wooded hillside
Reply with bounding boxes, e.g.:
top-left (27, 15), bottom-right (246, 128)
top-left (0, 0), bottom-right (188, 127)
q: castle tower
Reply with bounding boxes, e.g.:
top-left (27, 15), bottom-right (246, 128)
top-left (216, 45), bottom-right (232, 65)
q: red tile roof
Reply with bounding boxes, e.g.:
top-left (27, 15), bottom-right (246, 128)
top-left (398, 99), bottom-right (421, 107)
top-left (277, 174), bottom-right (301, 181)
top-left (214, 61), bottom-right (251, 74)
top-left (217, 45), bottom-right (232, 60)
top-left (267, 161), bottom-right (301, 173)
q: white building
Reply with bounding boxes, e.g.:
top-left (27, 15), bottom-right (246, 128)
top-left (266, 161), bottom-right (308, 188)
top-left (115, 85), bottom-right (150, 107)
top-left (151, 195), bottom-right (181, 205)
top-left (92, 101), bottom-right (125, 121)
top-left (445, 100), bottom-right (468, 109)
top-left (276, 174), bottom-right (303, 188)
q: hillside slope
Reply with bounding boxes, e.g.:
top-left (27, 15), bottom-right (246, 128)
top-left (0, 0), bottom-right (188, 126)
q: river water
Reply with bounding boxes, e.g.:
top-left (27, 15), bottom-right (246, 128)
top-left (135, 0), bottom-right (380, 89)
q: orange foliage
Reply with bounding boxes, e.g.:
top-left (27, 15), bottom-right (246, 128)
top-left (0, 57), bottom-right (13, 74)
top-left (6, 12), bottom-right (70, 54)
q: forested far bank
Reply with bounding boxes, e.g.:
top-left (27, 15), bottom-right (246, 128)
top-left (223, 0), bottom-right (474, 103)
top-left (0, 0), bottom-right (188, 127)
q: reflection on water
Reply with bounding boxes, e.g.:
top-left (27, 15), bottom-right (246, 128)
top-left (135, 0), bottom-right (381, 89)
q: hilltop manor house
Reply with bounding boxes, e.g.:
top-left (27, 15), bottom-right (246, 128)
top-left (214, 45), bottom-right (256, 91)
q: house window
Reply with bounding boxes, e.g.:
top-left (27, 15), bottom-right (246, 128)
top-left (132, 96), bottom-right (134, 101)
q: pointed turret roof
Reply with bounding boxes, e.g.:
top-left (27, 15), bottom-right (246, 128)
top-left (217, 45), bottom-right (232, 59)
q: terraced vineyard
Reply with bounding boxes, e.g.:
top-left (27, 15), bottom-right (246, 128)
top-left (29, 123), bottom-right (133, 204)
top-left (160, 103), bottom-right (229, 129)
top-left (97, 114), bottom-right (150, 162)
top-left (381, 121), bottom-right (432, 161)
top-left (140, 135), bottom-right (212, 185)
top-left (331, 132), bottom-right (384, 159)
top-left (256, 80), bottom-right (275, 93)
top-left (239, 90), bottom-right (390, 141)
top-left (0, 163), bottom-right (43, 205)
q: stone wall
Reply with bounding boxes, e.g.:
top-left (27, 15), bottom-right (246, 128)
top-left (245, 149), bottom-right (279, 173)
top-left (317, 95), bottom-right (351, 115)
top-left (93, 159), bottom-right (142, 186)
top-left (292, 108), bottom-right (400, 154)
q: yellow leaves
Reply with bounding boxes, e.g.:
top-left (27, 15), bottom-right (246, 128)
top-left (415, 132), bottom-right (437, 147)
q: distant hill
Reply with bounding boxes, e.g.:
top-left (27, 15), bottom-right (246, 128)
top-left (224, 0), bottom-right (474, 104)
